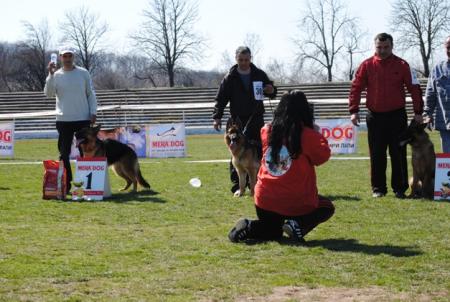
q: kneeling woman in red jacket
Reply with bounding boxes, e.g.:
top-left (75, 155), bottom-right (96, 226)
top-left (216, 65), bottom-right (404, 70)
top-left (228, 90), bottom-right (335, 243)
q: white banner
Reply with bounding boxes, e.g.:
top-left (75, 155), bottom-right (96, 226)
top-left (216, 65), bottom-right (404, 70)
top-left (434, 154), bottom-right (450, 201)
top-left (0, 122), bottom-right (14, 157)
top-left (147, 123), bottom-right (186, 158)
top-left (316, 119), bottom-right (357, 154)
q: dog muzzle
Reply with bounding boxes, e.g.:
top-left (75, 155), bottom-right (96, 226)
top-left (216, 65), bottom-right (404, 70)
top-left (76, 138), bottom-right (86, 147)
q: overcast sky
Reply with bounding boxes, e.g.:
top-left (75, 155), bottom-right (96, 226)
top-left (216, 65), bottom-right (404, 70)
top-left (1, 0), bottom-right (424, 71)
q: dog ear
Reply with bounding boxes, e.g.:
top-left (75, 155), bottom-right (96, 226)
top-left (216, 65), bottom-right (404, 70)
top-left (234, 117), bottom-right (243, 129)
top-left (225, 118), bottom-right (233, 131)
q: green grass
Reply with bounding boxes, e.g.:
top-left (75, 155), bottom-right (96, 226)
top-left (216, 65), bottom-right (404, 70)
top-left (0, 133), bottom-right (449, 301)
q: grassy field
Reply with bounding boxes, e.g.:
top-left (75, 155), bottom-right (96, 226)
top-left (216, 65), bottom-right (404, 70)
top-left (0, 133), bottom-right (449, 301)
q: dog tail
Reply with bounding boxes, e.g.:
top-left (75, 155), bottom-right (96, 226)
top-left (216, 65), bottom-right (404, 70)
top-left (136, 164), bottom-right (151, 189)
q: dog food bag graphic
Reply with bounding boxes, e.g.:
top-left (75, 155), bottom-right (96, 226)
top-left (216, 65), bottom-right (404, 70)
top-left (42, 160), bottom-right (67, 200)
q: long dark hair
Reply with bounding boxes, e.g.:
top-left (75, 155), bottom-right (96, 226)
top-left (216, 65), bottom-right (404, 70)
top-left (268, 90), bottom-right (314, 163)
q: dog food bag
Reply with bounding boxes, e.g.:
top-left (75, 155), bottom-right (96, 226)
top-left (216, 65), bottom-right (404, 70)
top-left (43, 160), bottom-right (67, 200)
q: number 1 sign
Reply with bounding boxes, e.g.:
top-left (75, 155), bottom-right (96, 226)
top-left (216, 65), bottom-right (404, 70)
top-left (74, 157), bottom-right (111, 200)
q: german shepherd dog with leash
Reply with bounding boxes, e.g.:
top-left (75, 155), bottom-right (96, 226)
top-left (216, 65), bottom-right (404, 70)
top-left (75, 125), bottom-right (151, 192)
top-left (399, 118), bottom-right (435, 199)
top-left (225, 118), bottom-right (261, 197)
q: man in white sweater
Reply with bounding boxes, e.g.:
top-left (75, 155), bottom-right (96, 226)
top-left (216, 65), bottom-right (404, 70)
top-left (44, 46), bottom-right (97, 194)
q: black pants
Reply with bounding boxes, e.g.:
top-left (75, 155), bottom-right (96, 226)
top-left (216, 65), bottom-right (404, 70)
top-left (247, 197), bottom-right (335, 241)
top-left (229, 114), bottom-right (264, 192)
top-left (366, 108), bottom-right (408, 194)
top-left (56, 120), bottom-right (91, 191)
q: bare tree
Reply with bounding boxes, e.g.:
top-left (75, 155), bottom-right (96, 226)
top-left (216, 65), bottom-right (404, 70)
top-left (295, 0), bottom-right (355, 82)
top-left (0, 43), bottom-right (16, 91)
top-left (343, 22), bottom-right (368, 81)
top-left (217, 50), bottom-right (234, 73)
top-left (131, 0), bottom-right (205, 87)
top-left (390, 0), bottom-right (450, 77)
top-left (59, 6), bottom-right (108, 72)
top-left (16, 19), bottom-right (53, 91)
top-left (266, 58), bottom-right (289, 85)
top-left (243, 33), bottom-right (263, 59)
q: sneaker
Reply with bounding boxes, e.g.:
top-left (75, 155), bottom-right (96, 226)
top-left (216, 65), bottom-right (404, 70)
top-left (228, 218), bottom-right (251, 243)
top-left (283, 219), bottom-right (305, 243)
top-left (372, 192), bottom-right (385, 198)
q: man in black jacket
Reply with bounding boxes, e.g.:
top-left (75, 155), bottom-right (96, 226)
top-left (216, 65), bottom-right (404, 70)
top-left (213, 46), bottom-right (277, 193)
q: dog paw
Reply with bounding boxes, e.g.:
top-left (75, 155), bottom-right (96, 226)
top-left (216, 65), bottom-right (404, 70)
top-left (234, 190), bottom-right (243, 197)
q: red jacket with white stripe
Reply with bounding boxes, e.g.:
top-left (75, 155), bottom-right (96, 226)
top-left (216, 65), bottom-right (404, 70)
top-left (349, 54), bottom-right (423, 114)
top-left (254, 124), bottom-right (330, 216)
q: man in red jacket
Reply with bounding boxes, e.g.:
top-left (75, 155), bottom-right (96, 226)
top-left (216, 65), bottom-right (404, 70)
top-left (349, 33), bottom-right (423, 198)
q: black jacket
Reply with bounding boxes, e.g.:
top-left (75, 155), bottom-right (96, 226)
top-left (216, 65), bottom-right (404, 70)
top-left (212, 63), bottom-right (277, 120)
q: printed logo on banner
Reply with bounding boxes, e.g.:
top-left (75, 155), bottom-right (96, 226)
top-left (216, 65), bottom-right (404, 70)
top-left (316, 119), bottom-right (357, 154)
top-left (0, 122), bottom-right (15, 157)
top-left (147, 123), bottom-right (186, 158)
top-left (433, 154), bottom-right (450, 200)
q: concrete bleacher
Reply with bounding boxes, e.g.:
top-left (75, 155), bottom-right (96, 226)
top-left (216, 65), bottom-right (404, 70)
top-left (0, 81), bottom-right (427, 136)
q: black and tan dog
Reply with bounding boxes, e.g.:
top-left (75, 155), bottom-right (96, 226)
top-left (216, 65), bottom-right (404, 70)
top-left (225, 119), bottom-right (261, 197)
top-left (75, 125), bottom-right (151, 192)
top-left (399, 118), bottom-right (435, 199)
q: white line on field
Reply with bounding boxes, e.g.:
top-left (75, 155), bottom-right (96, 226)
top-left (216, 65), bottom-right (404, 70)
top-left (0, 156), bottom-right (383, 165)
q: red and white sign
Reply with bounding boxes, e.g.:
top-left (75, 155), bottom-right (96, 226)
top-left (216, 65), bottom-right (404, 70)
top-left (74, 157), bottom-right (111, 200)
top-left (0, 122), bottom-right (14, 157)
top-left (316, 119), bottom-right (357, 154)
top-left (147, 123), bottom-right (186, 158)
top-left (434, 153), bottom-right (450, 201)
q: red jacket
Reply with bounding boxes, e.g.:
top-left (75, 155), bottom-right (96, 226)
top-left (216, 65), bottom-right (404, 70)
top-left (254, 124), bottom-right (331, 216)
top-left (349, 54), bottom-right (423, 114)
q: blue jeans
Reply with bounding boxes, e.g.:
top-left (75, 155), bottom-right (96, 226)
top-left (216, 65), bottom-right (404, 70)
top-left (439, 130), bottom-right (450, 153)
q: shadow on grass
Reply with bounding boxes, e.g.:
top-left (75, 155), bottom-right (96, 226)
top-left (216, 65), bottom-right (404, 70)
top-left (303, 238), bottom-right (422, 257)
top-left (105, 189), bottom-right (166, 203)
top-left (323, 195), bottom-right (361, 202)
top-left (61, 190), bottom-right (166, 204)
top-left (0, 187), bottom-right (10, 190)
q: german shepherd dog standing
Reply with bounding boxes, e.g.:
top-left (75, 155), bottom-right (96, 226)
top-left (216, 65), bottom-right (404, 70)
top-left (75, 125), bottom-right (151, 192)
top-left (225, 118), bottom-right (261, 197)
top-left (399, 118), bottom-right (435, 199)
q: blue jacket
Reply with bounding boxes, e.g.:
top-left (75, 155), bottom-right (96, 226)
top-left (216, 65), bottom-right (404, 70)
top-left (425, 61), bottom-right (450, 130)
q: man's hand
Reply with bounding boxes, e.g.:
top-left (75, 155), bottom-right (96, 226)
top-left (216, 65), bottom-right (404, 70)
top-left (213, 118), bottom-right (222, 131)
top-left (263, 84), bottom-right (274, 95)
top-left (91, 115), bottom-right (97, 125)
top-left (422, 114), bottom-right (434, 130)
top-left (47, 61), bottom-right (56, 75)
top-left (350, 113), bottom-right (360, 126)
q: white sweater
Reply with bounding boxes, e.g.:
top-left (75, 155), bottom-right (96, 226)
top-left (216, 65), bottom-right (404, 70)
top-left (44, 66), bottom-right (97, 122)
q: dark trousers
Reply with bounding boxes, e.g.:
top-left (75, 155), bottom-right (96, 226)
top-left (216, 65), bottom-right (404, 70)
top-left (229, 114), bottom-right (264, 192)
top-left (247, 197), bottom-right (335, 241)
top-left (56, 120), bottom-right (91, 191)
top-left (366, 108), bottom-right (408, 194)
